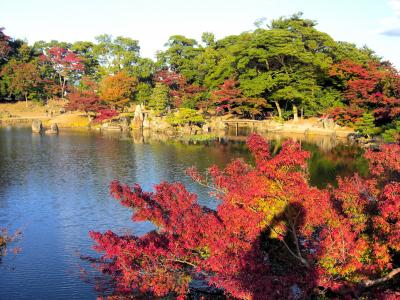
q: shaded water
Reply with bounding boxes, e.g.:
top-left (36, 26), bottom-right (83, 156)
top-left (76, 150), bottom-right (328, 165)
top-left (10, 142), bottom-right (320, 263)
top-left (0, 127), bottom-right (367, 299)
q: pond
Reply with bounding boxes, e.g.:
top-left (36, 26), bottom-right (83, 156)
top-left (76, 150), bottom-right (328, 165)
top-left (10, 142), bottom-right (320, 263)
top-left (0, 126), bottom-right (368, 299)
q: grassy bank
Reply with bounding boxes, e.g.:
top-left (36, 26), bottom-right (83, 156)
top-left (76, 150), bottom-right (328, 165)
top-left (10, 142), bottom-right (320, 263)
top-left (0, 101), bottom-right (90, 128)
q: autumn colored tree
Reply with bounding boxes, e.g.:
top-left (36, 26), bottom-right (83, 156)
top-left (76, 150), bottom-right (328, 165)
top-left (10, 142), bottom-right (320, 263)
top-left (90, 134), bottom-right (399, 298)
top-left (329, 60), bottom-right (400, 126)
top-left (99, 72), bottom-right (138, 110)
top-left (1, 60), bottom-right (41, 106)
top-left (170, 83), bottom-right (206, 109)
top-left (0, 27), bottom-right (11, 63)
top-left (211, 79), bottom-right (269, 118)
top-left (325, 105), bottom-right (364, 127)
top-left (40, 47), bottom-right (84, 98)
top-left (66, 77), bottom-right (105, 119)
top-left (1, 14), bottom-right (399, 135)
top-left (94, 109), bottom-right (119, 123)
top-left (0, 228), bottom-right (21, 262)
top-left (154, 70), bottom-right (205, 108)
top-left (154, 69), bottom-right (186, 89)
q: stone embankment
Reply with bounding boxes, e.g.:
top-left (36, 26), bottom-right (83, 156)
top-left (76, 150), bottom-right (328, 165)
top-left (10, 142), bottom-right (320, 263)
top-left (1, 101), bottom-right (353, 139)
top-left (100, 105), bottom-right (354, 138)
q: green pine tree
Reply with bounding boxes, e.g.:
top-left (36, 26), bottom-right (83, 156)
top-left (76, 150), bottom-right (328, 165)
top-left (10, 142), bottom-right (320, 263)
top-left (356, 113), bottom-right (379, 138)
top-left (147, 83), bottom-right (170, 112)
top-left (382, 120), bottom-right (400, 142)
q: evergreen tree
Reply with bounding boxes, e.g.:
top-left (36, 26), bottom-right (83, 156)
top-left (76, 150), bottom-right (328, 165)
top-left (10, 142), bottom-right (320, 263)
top-left (356, 112), bottom-right (379, 137)
top-left (382, 119), bottom-right (400, 142)
top-left (148, 82), bottom-right (169, 112)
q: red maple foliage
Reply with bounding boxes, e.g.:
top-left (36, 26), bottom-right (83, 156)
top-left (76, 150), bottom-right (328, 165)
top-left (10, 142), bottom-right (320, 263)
top-left (329, 60), bottom-right (400, 125)
top-left (0, 27), bottom-right (11, 61)
top-left (154, 69), bottom-right (186, 89)
top-left (325, 106), bottom-right (364, 126)
top-left (94, 109), bottom-right (119, 123)
top-left (66, 77), bottom-right (105, 115)
top-left (90, 135), bottom-right (400, 299)
top-left (154, 70), bottom-right (205, 108)
top-left (40, 47), bottom-right (84, 98)
top-left (211, 79), bottom-right (268, 118)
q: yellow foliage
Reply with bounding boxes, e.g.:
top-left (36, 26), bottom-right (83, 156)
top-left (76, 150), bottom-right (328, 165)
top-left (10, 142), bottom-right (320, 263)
top-left (99, 72), bottom-right (138, 109)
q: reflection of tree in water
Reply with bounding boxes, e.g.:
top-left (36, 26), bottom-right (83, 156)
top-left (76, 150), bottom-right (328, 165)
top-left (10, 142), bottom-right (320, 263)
top-left (135, 129), bottom-right (368, 189)
top-left (0, 229), bottom-right (22, 265)
top-left (305, 143), bottom-right (368, 188)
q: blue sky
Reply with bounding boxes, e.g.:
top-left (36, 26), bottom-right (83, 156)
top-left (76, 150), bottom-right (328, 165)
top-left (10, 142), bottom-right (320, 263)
top-left (1, 0), bottom-right (399, 68)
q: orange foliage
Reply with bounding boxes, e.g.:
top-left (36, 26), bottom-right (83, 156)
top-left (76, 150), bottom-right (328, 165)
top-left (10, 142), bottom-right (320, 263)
top-left (99, 72), bottom-right (138, 109)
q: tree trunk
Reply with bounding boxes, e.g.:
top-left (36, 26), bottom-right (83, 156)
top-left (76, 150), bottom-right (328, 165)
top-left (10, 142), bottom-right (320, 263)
top-left (25, 93), bottom-right (28, 108)
top-left (293, 104), bottom-right (298, 122)
top-left (61, 77), bottom-right (67, 98)
top-left (337, 267), bottom-right (400, 297)
top-left (360, 267), bottom-right (400, 289)
top-left (59, 74), bottom-right (63, 98)
top-left (274, 101), bottom-right (282, 119)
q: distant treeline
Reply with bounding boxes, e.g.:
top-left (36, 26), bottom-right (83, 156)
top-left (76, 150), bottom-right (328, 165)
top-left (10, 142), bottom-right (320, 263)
top-left (0, 13), bottom-right (399, 139)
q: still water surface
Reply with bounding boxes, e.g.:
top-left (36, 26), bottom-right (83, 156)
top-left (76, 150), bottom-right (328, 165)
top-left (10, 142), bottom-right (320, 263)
top-left (0, 127), bottom-right (367, 299)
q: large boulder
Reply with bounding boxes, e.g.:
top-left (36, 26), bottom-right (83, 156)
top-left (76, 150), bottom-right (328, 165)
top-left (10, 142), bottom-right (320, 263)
top-left (202, 124), bottom-right (210, 133)
top-left (120, 116), bottom-right (131, 131)
top-left (181, 124), bottom-right (192, 135)
top-left (45, 123), bottom-right (59, 134)
top-left (151, 117), bottom-right (171, 131)
top-left (142, 113), bottom-right (151, 129)
top-left (32, 120), bottom-right (43, 133)
top-left (191, 125), bottom-right (202, 135)
top-left (318, 117), bottom-right (335, 129)
top-left (132, 104), bottom-right (145, 128)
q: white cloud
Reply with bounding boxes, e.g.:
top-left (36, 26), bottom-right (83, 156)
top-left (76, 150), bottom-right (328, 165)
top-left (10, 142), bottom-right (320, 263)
top-left (389, 0), bottom-right (400, 15)
top-left (380, 0), bottom-right (400, 36)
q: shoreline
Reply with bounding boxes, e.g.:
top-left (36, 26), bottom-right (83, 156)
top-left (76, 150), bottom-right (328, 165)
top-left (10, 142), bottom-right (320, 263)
top-left (0, 115), bottom-right (354, 138)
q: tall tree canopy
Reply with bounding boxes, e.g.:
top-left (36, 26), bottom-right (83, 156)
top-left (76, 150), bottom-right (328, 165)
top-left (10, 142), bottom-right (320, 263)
top-left (93, 34), bottom-right (141, 76)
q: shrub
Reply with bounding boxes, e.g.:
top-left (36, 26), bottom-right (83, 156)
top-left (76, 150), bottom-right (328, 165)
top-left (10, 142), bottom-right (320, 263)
top-left (355, 112), bottom-right (380, 137)
top-left (383, 120), bottom-right (400, 142)
top-left (166, 108), bottom-right (205, 126)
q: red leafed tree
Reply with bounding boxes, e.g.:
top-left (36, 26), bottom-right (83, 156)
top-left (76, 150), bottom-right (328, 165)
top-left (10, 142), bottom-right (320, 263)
top-left (0, 27), bottom-right (11, 61)
top-left (66, 77), bottom-right (105, 119)
top-left (40, 47), bottom-right (84, 98)
top-left (94, 109), bottom-right (119, 123)
top-left (329, 60), bottom-right (400, 125)
top-left (154, 70), bottom-right (205, 108)
top-left (325, 106), bottom-right (364, 127)
top-left (90, 135), bottom-right (400, 299)
top-left (211, 79), bottom-right (268, 119)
